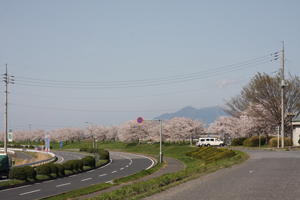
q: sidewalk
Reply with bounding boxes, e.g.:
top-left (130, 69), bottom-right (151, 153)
top-left (77, 156), bottom-right (185, 199)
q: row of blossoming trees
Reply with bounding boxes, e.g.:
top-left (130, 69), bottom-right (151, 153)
top-left (0, 117), bottom-right (207, 144)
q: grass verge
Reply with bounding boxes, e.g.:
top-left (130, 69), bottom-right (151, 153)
top-left (40, 143), bottom-right (248, 200)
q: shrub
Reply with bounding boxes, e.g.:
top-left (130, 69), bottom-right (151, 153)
top-left (68, 160), bottom-right (78, 171)
top-left (243, 136), bottom-right (266, 147)
top-left (98, 149), bottom-right (110, 160)
top-left (270, 137), bottom-right (292, 147)
top-left (45, 163), bottom-right (58, 175)
top-left (86, 148), bottom-right (95, 153)
top-left (9, 167), bottom-right (27, 180)
top-left (81, 156), bottom-right (95, 168)
top-left (55, 163), bottom-right (65, 175)
top-left (79, 147), bottom-right (88, 152)
top-left (22, 166), bottom-right (36, 179)
top-left (62, 161), bottom-right (73, 171)
top-left (74, 160), bottom-right (83, 171)
top-left (230, 138), bottom-right (247, 146)
top-left (36, 164), bottom-right (51, 176)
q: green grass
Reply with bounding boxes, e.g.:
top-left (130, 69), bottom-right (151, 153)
top-left (41, 142), bottom-right (248, 200)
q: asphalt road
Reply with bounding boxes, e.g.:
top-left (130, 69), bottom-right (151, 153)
top-left (0, 151), bottom-right (154, 200)
top-left (146, 149), bottom-right (300, 200)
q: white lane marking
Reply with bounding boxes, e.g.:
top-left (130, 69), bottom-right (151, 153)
top-left (56, 155), bottom-right (64, 163)
top-left (113, 152), bottom-right (155, 170)
top-left (99, 174), bottom-right (107, 177)
top-left (56, 183), bottom-right (71, 187)
top-left (87, 170), bottom-right (95, 173)
top-left (0, 185), bottom-right (31, 193)
top-left (120, 167), bottom-right (124, 170)
top-left (111, 170), bottom-right (117, 173)
top-left (126, 165), bottom-right (129, 167)
top-left (19, 189), bottom-right (41, 196)
top-left (81, 178), bottom-right (92, 181)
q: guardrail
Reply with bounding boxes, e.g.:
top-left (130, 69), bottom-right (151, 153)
top-left (0, 148), bottom-right (56, 167)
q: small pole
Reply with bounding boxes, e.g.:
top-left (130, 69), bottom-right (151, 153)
top-left (159, 119), bottom-right (163, 163)
top-left (277, 125), bottom-right (280, 148)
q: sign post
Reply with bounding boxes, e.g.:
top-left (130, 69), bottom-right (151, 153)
top-left (137, 117), bottom-right (163, 163)
top-left (45, 135), bottom-right (50, 153)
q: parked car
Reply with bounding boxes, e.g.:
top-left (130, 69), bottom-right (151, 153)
top-left (196, 138), bottom-right (224, 147)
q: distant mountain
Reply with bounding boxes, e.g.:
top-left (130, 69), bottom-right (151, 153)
top-left (154, 106), bottom-right (229, 127)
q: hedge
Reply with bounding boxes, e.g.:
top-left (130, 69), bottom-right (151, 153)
top-left (36, 164), bottom-right (51, 176)
top-left (55, 163), bottom-right (65, 175)
top-left (9, 167), bottom-right (27, 180)
top-left (243, 136), bottom-right (266, 147)
top-left (62, 161), bottom-right (73, 171)
top-left (22, 166), bottom-right (36, 179)
top-left (73, 160), bottom-right (83, 171)
top-left (45, 163), bottom-right (58, 175)
top-left (269, 137), bottom-right (292, 147)
top-left (230, 138), bottom-right (247, 146)
top-left (81, 156), bottom-right (95, 168)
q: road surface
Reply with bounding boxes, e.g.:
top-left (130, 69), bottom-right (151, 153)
top-left (146, 149), bottom-right (300, 200)
top-left (0, 151), bottom-right (154, 200)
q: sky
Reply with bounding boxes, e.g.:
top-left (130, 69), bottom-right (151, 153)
top-left (0, 0), bottom-right (299, 131)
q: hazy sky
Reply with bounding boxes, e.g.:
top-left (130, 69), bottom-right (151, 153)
top-left (0, 0), bottom-right (299, 130)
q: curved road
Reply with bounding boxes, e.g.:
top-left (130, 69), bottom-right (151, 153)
top-left (146, 149), bottom-right (300, 200)
top-left (0, 151), bottom-right (154, 200)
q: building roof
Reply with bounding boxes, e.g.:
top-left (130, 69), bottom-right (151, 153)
top-left (293, 113), bottom-right (300, 122)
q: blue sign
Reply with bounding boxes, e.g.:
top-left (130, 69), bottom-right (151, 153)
top-left (60, 141), bottom-right (63, 149)
top-left (207, 135), bottom-right (210, 138)
top-left (45, 135), bottom-right (50, 152)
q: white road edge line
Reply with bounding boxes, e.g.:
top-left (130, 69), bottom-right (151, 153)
top-left (0, 185), bottom-right (31, 193)
top-left (87, 170), bottom-right (95, 173)
top-left (19, 189), bottom-right (41, 196)
top-left (56, 183), bottom-right (71, 187)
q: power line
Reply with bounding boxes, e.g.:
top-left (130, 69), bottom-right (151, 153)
top-left (13, 55), bottom-right (278, 89)
top-left (5, 42), bottom-right (281, 73)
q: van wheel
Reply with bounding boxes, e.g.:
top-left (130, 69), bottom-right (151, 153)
top-left (207, 144), bottom-right (210, 147)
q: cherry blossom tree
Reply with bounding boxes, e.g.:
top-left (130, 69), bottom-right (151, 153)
top-left (119, 120), bottom-right (151, 144)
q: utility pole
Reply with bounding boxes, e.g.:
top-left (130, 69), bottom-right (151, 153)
top-left (3, 64), bottom-right (14, 153)
top-left (4, 64), bottom-right (8, 154)
top-left (281, 41), bottom-right (285, 148)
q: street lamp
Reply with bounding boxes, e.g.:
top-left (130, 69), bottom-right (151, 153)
top-left (86, 122), bottom-right (94, 148)
top-left (287, 113), bottom-right (296, 146)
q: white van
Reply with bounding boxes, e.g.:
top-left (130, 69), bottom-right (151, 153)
top-left (196, 137), bottom-right (224, 147)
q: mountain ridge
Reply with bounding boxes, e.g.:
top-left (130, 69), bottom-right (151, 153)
top-left (154, 106), bottom-right (228, 127)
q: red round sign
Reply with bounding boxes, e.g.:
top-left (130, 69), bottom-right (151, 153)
top-left (137, 117), bottom-right (143, 124)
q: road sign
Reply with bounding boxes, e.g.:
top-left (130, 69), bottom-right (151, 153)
top-left (37, 146), bottom-right (41, 151)
top-left (8, 132), bottom-right (13, 142)
top-left (137, 117), bottom-right (144, 124)
top-left (45, 135), bottom-right (50, 152)
top-left (60, 141), bottom-right (63, 149)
